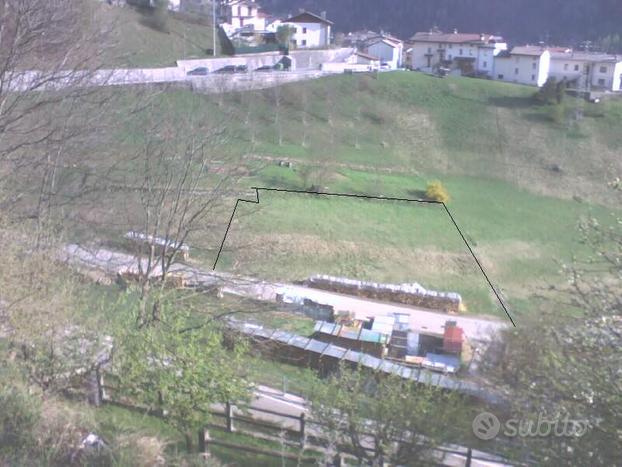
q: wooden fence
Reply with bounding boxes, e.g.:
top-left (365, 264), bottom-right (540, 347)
top-left (100, 386), bottom-right (519, 466)
top-left (199, 402), bottom-right (511, 467)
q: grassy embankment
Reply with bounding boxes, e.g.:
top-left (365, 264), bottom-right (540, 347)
top-left (97, 3), bottom-right (219, 67)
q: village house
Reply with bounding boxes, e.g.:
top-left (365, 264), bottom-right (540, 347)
top-left (365, 34), bottom-right (404, 69)
top-left (219, 0), bottom-right (267, 32)
top-left (345, 51), bottom-right (381, 69)
top-left (493, 46), bottom-right (551, 87)
top-left (283, 11), bottom-right (333, 49)
top-left (409, 29), bottom-right (507, 76)
top-left (549, 50), bottom-right (622, 92)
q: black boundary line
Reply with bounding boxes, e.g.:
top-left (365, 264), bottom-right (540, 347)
top-left (212, 187), bottom-right (517, 327)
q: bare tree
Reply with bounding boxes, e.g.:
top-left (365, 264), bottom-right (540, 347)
top-left (115, 93), bottom-right (247, 327)
top-left (0, 0), bottom-right (117, 245)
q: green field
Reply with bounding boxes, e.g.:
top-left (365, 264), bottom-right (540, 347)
top-left (72, 71), bottom-right (622, 321)
top-left (146, 72), bottom-right (618, 320)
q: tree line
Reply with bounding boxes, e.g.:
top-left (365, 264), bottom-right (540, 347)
top-left (263, 0), bottom-right (622, 50)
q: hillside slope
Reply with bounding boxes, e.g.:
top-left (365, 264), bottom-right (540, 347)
top-left (96, 72), bottom-right (621, 317)
top-left (98, 3), bottom-right (218, 67)
top-left (206, 72), bottom-right (621, 205)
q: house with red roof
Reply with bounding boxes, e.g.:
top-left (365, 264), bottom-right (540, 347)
top-left (409, 29), bottom-right (507, 77)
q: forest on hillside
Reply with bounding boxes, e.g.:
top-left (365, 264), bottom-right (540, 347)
top-left (262, 0), bottom-right (622, 49)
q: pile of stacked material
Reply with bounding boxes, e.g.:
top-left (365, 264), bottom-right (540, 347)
top-left (305, 275), bottom-right (462, 313)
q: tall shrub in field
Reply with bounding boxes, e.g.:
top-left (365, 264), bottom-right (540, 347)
top-left (426, 181), bottom-right (450, 203)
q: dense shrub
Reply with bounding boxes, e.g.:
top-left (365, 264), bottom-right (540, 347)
top-left (0, 383), bottom-right (40, 454)
top-left (535, 77), bottom-right (566, 105)
top-left (548, 103), bottom-right (566, 124)
top-left (425, 180), bottom-right (451, 203)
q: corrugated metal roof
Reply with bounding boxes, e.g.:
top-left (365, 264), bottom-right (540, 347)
top-left (226, 319), bottom-right (502, 404)
top-left (322, 344), bottom-right (347, 359)
top-left (314, 321), bottom-right (389, 344)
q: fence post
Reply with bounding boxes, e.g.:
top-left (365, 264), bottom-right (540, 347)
top-left (226, 402), bottom-right (234, 433)
top-left (465, 447), bottom-right (472, 467)
top-left (198, 427), bottom-right (206, 454)
top-left (299, 412), bottom-right (306, 447)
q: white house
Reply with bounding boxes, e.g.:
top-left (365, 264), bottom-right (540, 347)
top-left (550, 50), bottom-right (622, 92)
top-left (409, 30), bottom-right (507, 76)
top-left (283, 11), bottom-right (333, 49)
top-left (366, 35), bottom-right (403, 69)
top-left (220, 0), bottom-right (266, 32)
top-left (493, 46), bottom-right (551, 87)
top-left (347, 51), bottom-right (381, 67)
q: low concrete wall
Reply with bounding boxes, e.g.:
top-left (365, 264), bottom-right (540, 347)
top-left (190, 70), bottom-right (335, 94)
top-left (13, 48), bottom-right (355, 92)
top-left (178, 47), bottom-right (355, 73)
top-left (320, 62), bottom-right (376, 73)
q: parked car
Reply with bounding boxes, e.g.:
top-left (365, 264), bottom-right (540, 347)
top-left (215, 65), bottom-right (248, 74)
top-left (187, 67), bottom-right (208, 76)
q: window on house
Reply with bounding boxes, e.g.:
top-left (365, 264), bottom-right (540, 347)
top-left (531, 74), bottom-right (536, 81)
top-left (515, 67), bottom-right (519, 75)
top-left (303, 27), bottom-right (307, 34)
top-left (302, 39), bottom-right (307, 46)
top-left (428, 47), bottom-right (432, 54)
top-left (564, 63), bottom-right (568, 70)
top-left (459, 48), bottom-right (463, 55)
top-left (449, 44), bottom-right (453, 49)
top-left (600, 66), bottom-right (607, 73)
top-left (598, 78), bottom-right (606, 86)
top-left (237, 6), bottom-right (241, 15)
top-left (574, 64), bottom-right (579, 71)
top-left (292, 39), bottom-right (297, 45)
top-left (498, 74), bottom-right (504, 79)
top-left (448, 54), bottom-right (452, 60)
top-left (532, 62), bottom-right (537, 70)
top-left (483, 61), bottom-right (488, 68)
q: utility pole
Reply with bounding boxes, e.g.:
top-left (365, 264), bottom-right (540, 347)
top-left (212, 0), bottom-right (217, 56)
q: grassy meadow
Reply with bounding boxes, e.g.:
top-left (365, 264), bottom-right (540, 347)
top-left (98, 3), bottom-right (219, 67)
top-left (70, 71), bottom-right (622, 321)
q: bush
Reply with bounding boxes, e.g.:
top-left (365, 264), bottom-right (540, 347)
top-left (425, 180), bottom-right (451, 203)
top-left (548, 103), bottom-right (566, 124)
top-left (0, 383), bottom-right (40, 454)
top-left (140, 0), bottom-right (169, 32)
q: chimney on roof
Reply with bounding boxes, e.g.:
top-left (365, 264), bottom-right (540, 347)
top-left (480, 33), bottom-right (486, 41)
top-left (453, 28), bottom-right (458, 34)
top-left (321, 10), bottom-right (326, 19)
